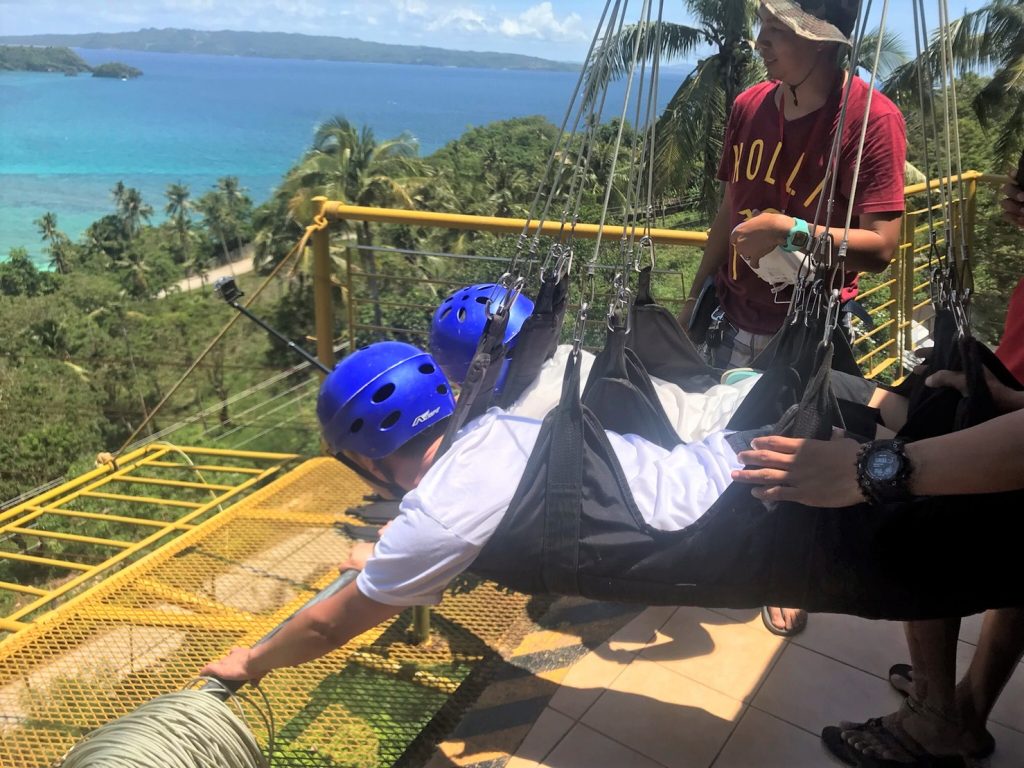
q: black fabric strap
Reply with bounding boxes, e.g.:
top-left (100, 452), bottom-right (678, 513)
top-left (437, 310), bottom-right (511, 456)
top-left (497, 274), bottom-right (569, 408)
top-left (541, 348), bottom-right (584, 595)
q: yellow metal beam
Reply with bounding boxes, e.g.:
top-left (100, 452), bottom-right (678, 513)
top-left (3, 526), bottom-right (134, 549)
top-left (80, 490), bottom-right (204, 508)
top-left (0, 617), bottom-right (28, 632)
top-left (142, 461), bottom-right (265, 474)
top-left (0, 551), bottom-right (93, 571)
top-left (321, 202), bottom-right (711, 246)
top-left (23, 505), bottom-right (182, 528)
top-left (0, 580), bottom-right (47, 596)
top-left (112, 475), bottom-right (236, 492)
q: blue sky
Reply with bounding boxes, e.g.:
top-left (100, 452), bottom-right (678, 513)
top-left (0, 1), bottom-right (996, 62)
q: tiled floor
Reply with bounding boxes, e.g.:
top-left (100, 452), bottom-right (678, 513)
top-left (505, 607), bottom-right (1024, 768)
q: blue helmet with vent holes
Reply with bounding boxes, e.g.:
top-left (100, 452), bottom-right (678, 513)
top-left (317, 341), bottom-right (455, 459)
top-left (429, 283), bottom-right (534, 385)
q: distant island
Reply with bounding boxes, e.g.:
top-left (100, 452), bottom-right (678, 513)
top-left (0, 28), bottom-right (578, 72)
top-left (0, 45), bottom-right (142, 77)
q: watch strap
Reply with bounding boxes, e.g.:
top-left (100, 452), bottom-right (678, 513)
top-left (782, 217), bottom-right (810, 253)
top-left (856, 438), bottom-right (913, 506)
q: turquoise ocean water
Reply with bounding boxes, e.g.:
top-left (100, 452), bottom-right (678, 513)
top-left (1, 48), bottom-right (681, 264)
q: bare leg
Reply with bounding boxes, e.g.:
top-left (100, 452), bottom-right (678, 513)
top-left (957, 608), bottom-right (1024, 746)
top-left (843, 618), bottom-right (964, 759)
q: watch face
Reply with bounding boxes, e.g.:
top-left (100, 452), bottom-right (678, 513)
top-left (866, 449), bottom-right (900, 481)
top-left (792, 230), bottom-right (811, 249)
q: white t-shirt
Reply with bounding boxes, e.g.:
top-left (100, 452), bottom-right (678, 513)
top-left (506, 346), bottom-right (760, 443)
top-left (357, 410), bottom-right (742, 607)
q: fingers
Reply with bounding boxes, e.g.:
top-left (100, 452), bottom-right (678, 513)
top-left (925, 369), bottom-right (968, 396)
top-left (750, 485), bottom-right (799, 502)
top-left (749, 435), bottom-right (803, 453)
top-left (732, 466), bottom-right (790, 485)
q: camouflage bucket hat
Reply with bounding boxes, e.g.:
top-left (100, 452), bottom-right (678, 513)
top-left (761, 0), bottom-right (859, 46)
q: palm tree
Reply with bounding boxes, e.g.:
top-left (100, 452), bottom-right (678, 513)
top-left (215, 176), bottom-right (252, 253)
top-left (111, 180), bottom-right (127, 210)
top-left (195, 192), bottom-right (233, 267)
top-left (164, 182), bottom-right (193, 266)
top-left (34, 211), bottom-right (73, 274)
top-left (116, 186), bottom-right (153, 240)
top-left (885, 0), bottom-right (1023, 167)
top-left (279, 116), bottom-right (421, 329)
top-left (585, 1), bottom-right (906, 221)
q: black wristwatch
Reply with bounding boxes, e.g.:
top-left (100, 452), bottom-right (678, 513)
top-left (856, 439), bottom-right (913, 505)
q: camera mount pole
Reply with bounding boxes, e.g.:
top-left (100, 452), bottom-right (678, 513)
top-left (213, 277), bottom-right (332, 375)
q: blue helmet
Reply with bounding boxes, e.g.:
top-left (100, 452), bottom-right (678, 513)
top-left (317, 341), bottom-right (455, 459)
top-left (429, 283), bottom-right (535, 385)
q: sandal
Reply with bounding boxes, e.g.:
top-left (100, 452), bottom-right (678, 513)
top-left (886, 664), bottom-right (996, 759)
top-left (760, 605), bottom-right (807, 637)
top-left (820, 716), bottom-right (968, 768)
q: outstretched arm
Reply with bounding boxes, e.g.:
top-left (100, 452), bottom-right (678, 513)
top-left (731, 406), bottom-right (1024, 507)
top-left (201, 546), bottom-right (398, 682)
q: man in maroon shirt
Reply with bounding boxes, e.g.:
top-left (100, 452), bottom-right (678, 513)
top-left (679, 0), bottom-right (907, 636)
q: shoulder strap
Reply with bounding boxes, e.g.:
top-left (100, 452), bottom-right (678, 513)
top-left (436, 311), bottom-right (511, 456)
top-left (497, 273), bottom-right (569, 408)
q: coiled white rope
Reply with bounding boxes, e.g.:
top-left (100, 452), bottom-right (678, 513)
top-left (59, 681), bottom-right (272, 768)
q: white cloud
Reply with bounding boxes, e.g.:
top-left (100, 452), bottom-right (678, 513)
top-left (498, 2), bottom-right (585, 42)
top-left (426, 7), bottom-right (492, 34)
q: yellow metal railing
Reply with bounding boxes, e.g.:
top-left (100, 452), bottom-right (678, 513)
top-left (310, 171), bottom-right (1006, 383)
top-left (0, 444), bottom-right (298, 636)
top-left (0, 457), bottom-right (538, 768)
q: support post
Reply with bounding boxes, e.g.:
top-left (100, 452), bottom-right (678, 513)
top-left (412, 605), bottom-right (431, 644)
top-left (311, 197), bottom-right (335, 375)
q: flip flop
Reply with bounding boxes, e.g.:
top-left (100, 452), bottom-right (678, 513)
top-left (886, 664), bottom-right (996, 759)
top-left (820, 717), bottom-right (968, 768)
top-left (760, 605), bottom-right (807, 637)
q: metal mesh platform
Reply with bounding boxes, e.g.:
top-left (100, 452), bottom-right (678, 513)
top-left (0, 456), bottom-right (538, 767)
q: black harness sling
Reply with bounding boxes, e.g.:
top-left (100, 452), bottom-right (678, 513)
top-left (469, 312), bottom-right (1024, 619)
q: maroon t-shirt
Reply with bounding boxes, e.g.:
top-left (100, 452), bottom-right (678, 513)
top-left (715, 76), bottom-right (907, 334)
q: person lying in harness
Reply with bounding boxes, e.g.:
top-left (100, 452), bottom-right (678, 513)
top-left (197, 340), bottom-right (755, 682)
top-left (201, 329), bottom-right (1007, 685)
top-left (429, 282), bottom-right (765, 443)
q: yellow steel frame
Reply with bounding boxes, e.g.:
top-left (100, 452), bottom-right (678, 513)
top-left (312, 171), bottom-right (1007, 382)
top-left (0, 457), bottom-right (535, 768)
top-left (0, 443), bottom-right (297, 636)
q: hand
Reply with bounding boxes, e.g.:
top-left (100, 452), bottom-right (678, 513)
top-left (731, 430), bottom-right (864, 507)
top-left (926, 368), bottom-right (1024, 414)
top-left (339, 541), bottom-right (375, 573)
top-left (1000, 168), bottom-right (1023, 228)
top-left (200, 645), bottom-right (263, 684)
top-left (730, 212), bottom-right (790, 268)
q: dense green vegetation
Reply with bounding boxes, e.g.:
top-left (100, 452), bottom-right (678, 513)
top-left (0, 28), bottom-right (577, 71)
top-left (0, 45), bottom-right (91, 74)
top-left (0, 45), bottom-right (142, 77)
top-left (91, 62), bottom-right (143, 79)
